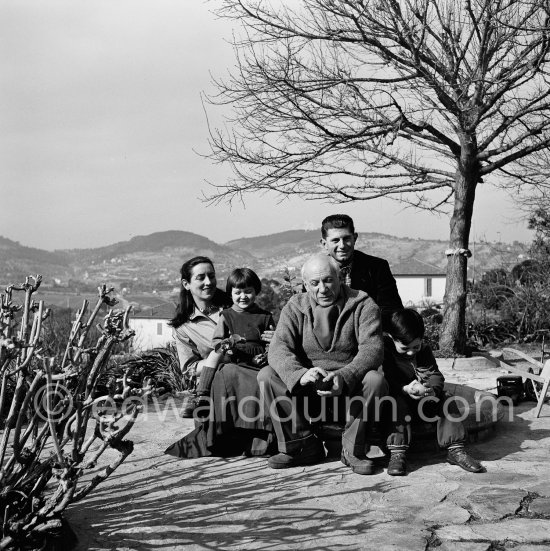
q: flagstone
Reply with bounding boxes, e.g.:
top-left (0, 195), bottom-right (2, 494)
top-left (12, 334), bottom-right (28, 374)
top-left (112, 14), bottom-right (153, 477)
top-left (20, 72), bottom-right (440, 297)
top-left (65, 361), bottom-right (550, 551)
top-left (465, 486), bottom-right (527, 520)
top-left (529, 497), bottom-right (550, 516)
top-left (436, 519), bottom-right (550, 544)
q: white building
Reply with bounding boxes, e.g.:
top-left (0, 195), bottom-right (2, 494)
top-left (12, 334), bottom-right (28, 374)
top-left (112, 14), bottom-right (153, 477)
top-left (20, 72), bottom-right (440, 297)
top-left (129, 303), bottom-right (175, 352)
top-left (391, 258), bottom-right (446, 307)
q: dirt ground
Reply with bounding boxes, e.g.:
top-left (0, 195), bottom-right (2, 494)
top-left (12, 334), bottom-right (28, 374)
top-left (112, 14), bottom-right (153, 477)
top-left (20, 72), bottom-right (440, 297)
top-left (65, 358), bottom-right (550, 551)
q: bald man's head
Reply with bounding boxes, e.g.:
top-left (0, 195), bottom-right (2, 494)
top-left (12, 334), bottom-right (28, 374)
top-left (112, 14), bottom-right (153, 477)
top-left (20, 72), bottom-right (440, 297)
top-left (301, 254), bottom-right (341, 307)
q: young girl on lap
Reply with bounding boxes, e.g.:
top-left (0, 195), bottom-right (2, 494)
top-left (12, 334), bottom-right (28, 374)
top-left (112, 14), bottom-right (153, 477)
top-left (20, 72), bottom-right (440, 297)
top-left (195, 268), bottom-right (274, 410)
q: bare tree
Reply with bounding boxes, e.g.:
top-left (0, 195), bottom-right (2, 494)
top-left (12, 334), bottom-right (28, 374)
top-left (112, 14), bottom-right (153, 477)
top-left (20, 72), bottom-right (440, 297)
top-left (205, 0), bottom-right (550, 354)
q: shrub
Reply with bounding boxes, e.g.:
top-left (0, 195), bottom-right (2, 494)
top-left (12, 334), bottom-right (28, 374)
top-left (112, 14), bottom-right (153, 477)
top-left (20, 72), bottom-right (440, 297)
top-left (104, 343), bottom-right (188, 396)
top-left (0, 277), bottom-right (148, 550)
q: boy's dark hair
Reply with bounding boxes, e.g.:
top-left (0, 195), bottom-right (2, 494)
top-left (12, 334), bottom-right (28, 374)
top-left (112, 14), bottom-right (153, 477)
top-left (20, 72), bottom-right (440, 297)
top-left (387, 308), bottom-right (425, 344)
top-left (226, 267), bottom-right (262, 295)
top-left (321, 214), bottom-right (355, 238)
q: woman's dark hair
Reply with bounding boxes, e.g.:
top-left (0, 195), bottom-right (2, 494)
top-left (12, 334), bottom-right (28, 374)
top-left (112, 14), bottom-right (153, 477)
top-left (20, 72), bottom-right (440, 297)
top-left (226, 267), bottom-right (262, 295)
top-left (169, 256), bottom-right (229, 328)
top-left (387, 308), bottom-right (425, 344)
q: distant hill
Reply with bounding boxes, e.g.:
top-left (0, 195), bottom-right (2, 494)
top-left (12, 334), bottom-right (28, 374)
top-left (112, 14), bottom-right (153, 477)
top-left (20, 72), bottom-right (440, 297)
top-left (0, 236), bottom-right (72, 282)
top-left (225, 230), bottom-right (524, 277)
top-left (226, 230), bottom-right (319, 258)
top-left (66, 230), bottom-right (234, 262)
top-left (0, 230), bottom-right (528, 291)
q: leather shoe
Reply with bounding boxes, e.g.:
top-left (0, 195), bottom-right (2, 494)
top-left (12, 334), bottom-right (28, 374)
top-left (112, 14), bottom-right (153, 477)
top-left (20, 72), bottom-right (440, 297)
top-left (194, 395), bottom-right (211, 419)
top-left (447, 447), bottom-right (485, 473)
top-left (341, 448), bottom-right (374, 475)
top-left (180, 393), bottom-right (197, 418)
top-left (268, 437), bottom-right (325, 469)
top-left (387, 452), bottom-right (407, 476)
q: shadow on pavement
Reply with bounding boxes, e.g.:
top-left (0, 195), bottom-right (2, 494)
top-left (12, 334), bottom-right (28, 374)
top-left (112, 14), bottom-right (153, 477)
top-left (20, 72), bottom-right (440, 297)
top-left (67, 454), bottom-right (395, 550)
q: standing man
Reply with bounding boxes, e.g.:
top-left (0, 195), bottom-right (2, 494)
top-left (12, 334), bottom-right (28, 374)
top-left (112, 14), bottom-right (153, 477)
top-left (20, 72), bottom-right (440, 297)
top-left (259, 254), bottom-right (386, 474)
top-left (320, 214), bottom-right (403, 330)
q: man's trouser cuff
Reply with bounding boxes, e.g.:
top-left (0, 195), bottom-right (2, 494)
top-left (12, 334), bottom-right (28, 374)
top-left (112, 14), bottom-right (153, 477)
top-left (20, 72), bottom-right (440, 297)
top-left (278, 431), bottom-right (316, 454)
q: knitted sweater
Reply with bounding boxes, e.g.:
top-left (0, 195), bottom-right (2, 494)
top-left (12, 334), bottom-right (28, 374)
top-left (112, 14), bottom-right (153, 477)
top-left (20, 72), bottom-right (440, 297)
top-left (268, 286), bottom-right (383, 392)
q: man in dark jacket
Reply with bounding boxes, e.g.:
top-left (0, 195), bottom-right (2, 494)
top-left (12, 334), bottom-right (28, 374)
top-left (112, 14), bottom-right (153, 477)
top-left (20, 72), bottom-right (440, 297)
top-left (320, 214), bottom-right (403, 330)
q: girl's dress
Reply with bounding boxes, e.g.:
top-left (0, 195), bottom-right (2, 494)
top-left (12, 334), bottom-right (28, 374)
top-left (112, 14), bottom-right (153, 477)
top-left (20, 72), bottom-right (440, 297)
top-left (165, 304), bottom-right (276, 458)
top-left (213, 304), bottom-right (274, 364)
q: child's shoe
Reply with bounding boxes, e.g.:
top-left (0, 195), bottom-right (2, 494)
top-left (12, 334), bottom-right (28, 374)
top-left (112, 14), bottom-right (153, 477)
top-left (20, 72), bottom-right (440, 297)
top-left (387, 451), bottom-right (407, 476)
top-left (447, 446), bottom-right (485, 473)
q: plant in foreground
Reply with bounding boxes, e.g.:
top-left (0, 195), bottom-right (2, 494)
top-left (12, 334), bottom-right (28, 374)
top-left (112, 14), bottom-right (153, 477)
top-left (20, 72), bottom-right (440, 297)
top-left (0, 276), bottom-right (150, 550)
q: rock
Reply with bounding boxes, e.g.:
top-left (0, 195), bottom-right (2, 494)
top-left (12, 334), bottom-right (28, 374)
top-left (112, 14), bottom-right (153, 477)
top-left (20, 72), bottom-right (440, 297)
top-left (422, 502), bottom-right (470, 526)
top-left (466, 487), bottom-right (527, 520)
top-left (529, 497), bottom-right (550, 516)
top-left (438, 542), bottom-right (490, 551)
top-left (439, 356), bottom-right (496, 372)
top-left (526, 481), bottom-right (550, 497)
top-left (436, 519), bottom-right (550, 544)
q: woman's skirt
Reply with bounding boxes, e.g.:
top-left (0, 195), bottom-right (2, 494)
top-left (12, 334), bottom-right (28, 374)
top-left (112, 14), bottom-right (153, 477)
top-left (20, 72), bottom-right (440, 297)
top-left (164, 362), bottom-right (275, 458)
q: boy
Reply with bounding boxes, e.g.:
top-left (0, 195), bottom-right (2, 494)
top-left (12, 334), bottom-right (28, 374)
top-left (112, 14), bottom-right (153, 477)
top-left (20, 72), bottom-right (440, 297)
top-left (382, 309), bottom-right (484, 476)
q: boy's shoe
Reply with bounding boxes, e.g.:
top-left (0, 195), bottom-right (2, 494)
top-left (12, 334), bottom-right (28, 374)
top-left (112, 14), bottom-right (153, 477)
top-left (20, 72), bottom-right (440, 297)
top-left (387, 452), bottom-right (407, 476)
top-left (180, 393), bottom-right (197, 418)
top-left (447, 447), bottom-right (485, 473)
top-left (268, 437), bottom-right (325, 469)
top-left (341, 448), bottom-right (374, 475)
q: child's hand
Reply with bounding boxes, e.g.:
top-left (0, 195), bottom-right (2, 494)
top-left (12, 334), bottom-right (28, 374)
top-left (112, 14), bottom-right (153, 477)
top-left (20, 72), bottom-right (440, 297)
top-left (251, 352), bottom-right (268, 368)
top-left (215, 334), bottom-right (245, 354)
top-left (404, 381), bottom-right (433, 399)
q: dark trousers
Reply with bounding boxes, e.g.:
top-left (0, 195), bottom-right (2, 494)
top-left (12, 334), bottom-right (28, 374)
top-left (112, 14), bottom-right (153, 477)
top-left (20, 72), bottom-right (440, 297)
top-left (257, 366), bottom-right (388, 455)
top-left (385, 392), bottom-right (466, 450)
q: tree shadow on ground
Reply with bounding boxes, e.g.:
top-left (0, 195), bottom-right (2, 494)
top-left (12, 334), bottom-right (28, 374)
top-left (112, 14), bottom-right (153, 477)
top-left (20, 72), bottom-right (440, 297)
top-left (67, 454), bottom-right (397, 551)
top-left (472, 403), bottom-right (550, 461)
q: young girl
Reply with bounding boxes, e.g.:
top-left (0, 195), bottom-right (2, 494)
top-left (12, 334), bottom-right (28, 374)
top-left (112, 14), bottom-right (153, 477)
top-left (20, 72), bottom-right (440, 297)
top-left (195, 267), bottom-right (275, 407)
top-left (382, 308), bottom-right (484, 476)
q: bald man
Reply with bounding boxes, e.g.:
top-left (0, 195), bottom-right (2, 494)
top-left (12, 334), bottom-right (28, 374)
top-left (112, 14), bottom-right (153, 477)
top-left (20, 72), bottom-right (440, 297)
top-left (258, 254), bottom-right (387, 474)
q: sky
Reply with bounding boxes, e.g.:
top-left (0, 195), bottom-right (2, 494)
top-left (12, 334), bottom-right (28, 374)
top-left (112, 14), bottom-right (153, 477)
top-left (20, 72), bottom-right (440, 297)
top-left (0, 0), bottom-right (534, 251)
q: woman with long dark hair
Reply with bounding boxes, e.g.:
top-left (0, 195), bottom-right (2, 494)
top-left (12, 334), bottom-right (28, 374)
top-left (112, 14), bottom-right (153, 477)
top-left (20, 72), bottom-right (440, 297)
top-left (170, 256), bottom-right (230, 415)
top-left (166, 256), bottom-right (275, 458)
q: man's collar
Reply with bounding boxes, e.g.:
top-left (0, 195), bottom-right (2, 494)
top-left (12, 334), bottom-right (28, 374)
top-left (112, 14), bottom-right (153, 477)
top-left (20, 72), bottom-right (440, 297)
top-left (306, 286), bottom-right (347, 311)
top-left (338, 253), bottom-right (354, 269)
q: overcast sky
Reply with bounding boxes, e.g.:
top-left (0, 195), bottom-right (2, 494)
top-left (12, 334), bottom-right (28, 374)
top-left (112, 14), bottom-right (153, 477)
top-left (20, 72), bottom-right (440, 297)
top-left (0, 0), bottom-right (533, 250)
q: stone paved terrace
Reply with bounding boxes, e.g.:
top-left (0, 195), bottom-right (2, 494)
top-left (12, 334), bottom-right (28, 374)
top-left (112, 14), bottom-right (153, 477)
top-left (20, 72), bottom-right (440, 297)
top-left (66, 358), bottom-right (550, 550)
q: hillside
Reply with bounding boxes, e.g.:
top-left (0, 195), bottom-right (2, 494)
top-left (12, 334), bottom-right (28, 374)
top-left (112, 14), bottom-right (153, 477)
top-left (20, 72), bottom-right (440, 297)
top-left (66, 231), bottom-right (235, 263)
top-left (0, 236), bottom-right (72, 283)
top-left (0, 230), bottom-right (528, 294)
top-left (226, 230), bottom-right (526, 277)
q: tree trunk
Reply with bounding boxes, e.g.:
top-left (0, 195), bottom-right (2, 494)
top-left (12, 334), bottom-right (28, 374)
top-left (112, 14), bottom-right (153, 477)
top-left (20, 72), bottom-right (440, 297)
top-left (439, 140), bottom-right (478, 355)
